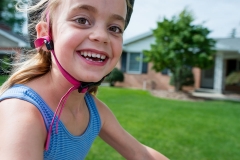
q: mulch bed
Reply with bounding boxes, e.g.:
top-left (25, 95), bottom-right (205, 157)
top-left (150, 90), bottom-right (204, 101)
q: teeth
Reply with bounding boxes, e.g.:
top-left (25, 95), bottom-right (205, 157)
top-left (84, 51), bottom-right (88, 57)
top-left (96, 54), bottom-right (101, 58)
top-left (101, 55), bottom-right (106, 59)
top-left (80, 51), bottom-right (107, 62)
top-left (87, 52), bottom-right (91, 57)
top-left (85, 58), bottom-right (103, 62)
top-left (92, 53), bottom-right (96, 58)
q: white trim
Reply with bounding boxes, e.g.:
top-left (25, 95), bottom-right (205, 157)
top-left (214, 52), bottom-right (224, 93)
top-left (123, 31), bottom-right (153, 45)
top-left (126, 52), bottom-right (143, 74)
top-left (0, 29), bottom-right (28, 47)
top-left (0, 50), bottom-right (16, 55)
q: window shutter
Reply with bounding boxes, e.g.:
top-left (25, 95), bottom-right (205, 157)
top-left (141, 54), bottom-right (148, 74)
top-left (121, 52), bottom-right (127, 72)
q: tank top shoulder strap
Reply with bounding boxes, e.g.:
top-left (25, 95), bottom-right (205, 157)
top-left (84, 92), bottom-right (101, 133)
top-left (0, 84), bottom-right (52, 130)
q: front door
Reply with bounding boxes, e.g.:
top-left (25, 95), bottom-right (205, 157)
top-left (201, 68), bottom-right (214, 89)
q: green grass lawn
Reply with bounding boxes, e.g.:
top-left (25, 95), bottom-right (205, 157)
top-left (0, 76), bottom-right (239, 159)
top-left (86, 87), bottom-right (240, 160)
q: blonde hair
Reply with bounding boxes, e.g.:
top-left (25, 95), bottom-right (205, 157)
top-left (0, 0), bottom-right (132, 95)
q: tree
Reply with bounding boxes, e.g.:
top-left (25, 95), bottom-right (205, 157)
top-left (0, 0), bottom-right (25, 33)
top-left (143, 9), bottom-right (216, 91)
top-left (170, 66), bottom-right (194, 87)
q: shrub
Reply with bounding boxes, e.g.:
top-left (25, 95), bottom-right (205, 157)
top-left (225, 71), bottom-right (240, 85)
top-left (0, 55), bottom-right (12, 75)
top-left (105, 68), bottom-right (124, 86)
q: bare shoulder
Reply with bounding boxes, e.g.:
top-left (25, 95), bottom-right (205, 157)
top-left (0, 98), bottom-right (47, 130)
top-left (0, 98), bottom-right (46, 159)
top-left (91, 95), bottom-right (112, 126)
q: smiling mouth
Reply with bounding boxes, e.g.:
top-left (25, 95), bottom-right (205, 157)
top-left (80, 51), bottom-right (107, 62)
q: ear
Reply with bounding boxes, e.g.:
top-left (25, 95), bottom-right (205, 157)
top-left (35, 21), bottom-right (49, 51)
top-left (36, 21), bottom-right (48, 38)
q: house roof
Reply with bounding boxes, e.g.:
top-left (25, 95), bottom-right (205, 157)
top-left (123, 31), bottom-right (153, 45)
top-left (123, 31), bottom-right (240, 53)
top-left (215, 38), bottom-right (240, 52)
top-left (0, 24), bottom-right (29, 47)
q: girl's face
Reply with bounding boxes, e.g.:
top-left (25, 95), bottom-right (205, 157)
top-left (51, 0), bottom-right (127, 82)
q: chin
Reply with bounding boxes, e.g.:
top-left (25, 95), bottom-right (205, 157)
top-left (78, 74), bottom-right (105, 83)
top-left (73, 68), bottom-right (111, 83)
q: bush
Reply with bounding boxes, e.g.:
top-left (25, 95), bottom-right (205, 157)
top-left (0, 55), bottom-right (12, 75)
top-left (105, 68), bottom-right (124, 86)
top-left (225, 71), bottom-right (240, 85)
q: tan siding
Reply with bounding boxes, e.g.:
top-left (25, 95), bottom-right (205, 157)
top-left (115, 62), bottom-right (175, 91)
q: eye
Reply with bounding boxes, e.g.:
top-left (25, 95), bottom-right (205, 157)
top-left (75, 17), bottom-right (90, 25)
top-left (109, 26), bottom-right (123, 34)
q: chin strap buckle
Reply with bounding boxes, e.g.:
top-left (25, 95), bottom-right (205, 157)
top-left (44, 39), bottom-right (54, 50)
top-left (78, 75), bottom-right (108, 93)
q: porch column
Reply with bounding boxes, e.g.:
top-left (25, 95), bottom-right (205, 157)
top-left (214, 52), bottom-right (224, 93)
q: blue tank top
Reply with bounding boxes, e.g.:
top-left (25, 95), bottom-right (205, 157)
top-left (0, 84), bottom-right (101, 160)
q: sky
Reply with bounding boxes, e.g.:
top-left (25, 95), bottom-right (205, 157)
top-left (123, 0), bottom-right (240, 40)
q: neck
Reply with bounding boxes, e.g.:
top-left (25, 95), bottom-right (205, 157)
top-left (26, 66), bottom-right (87, 112)
top-left (49, 67), bottom-right (87, 111)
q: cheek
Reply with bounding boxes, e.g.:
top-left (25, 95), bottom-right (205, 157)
top-left (54, 23), bottom-right (78, 46)
top-left (116, 45), bottom-right (123, 60)
top-left (59, 31), bottom-right (76, 45)
top-left (55, 32), bottom-right (82, 52)
top-left (112, 39), bottom-right (123, 58)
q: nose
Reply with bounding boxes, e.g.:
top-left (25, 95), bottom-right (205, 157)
top-left (89, 25), bottom-right (110, 44)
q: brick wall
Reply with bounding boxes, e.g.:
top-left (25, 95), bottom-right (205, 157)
top-left (115, 61), bottom-right (201, 91)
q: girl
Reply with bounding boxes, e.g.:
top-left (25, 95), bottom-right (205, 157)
top-left (0, 0), bottom-right (169, 159)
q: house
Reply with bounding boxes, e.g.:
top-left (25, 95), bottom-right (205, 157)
top-left (115, 31), bottom-right (240, 93)
top-left (0, 24), bottom-right (29, 70)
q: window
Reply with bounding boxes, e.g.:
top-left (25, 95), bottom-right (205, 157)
top-left (121, 52), bottom-right (148, 74)
top-left (161, 68), bottom-right (169, 75)
top-left (127, 52), bottom-right (142, 74)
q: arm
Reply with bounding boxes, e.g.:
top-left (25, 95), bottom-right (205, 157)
top-left (0, 99), bottom-right (46, 160)
top-left (142, 145), bottom-right (169, 160)
top-left (94, 97), bottom-right (169, 160)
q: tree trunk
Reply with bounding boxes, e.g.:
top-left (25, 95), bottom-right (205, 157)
top-left (174, 68), bottom-right (182, 92)
top-left (175, 80), bottom-right (181, 91)
top-left (110, 81), bottom-right (115, 87)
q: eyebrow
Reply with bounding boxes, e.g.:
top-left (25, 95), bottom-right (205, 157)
top-left (71, 4), bottom-right (125, 25)
top-left (110, 14), bottom-right (125, 25)
top-left (77, 4), bottom-right (97, 13)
